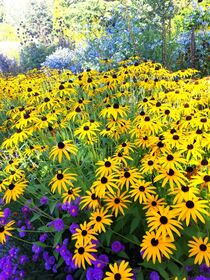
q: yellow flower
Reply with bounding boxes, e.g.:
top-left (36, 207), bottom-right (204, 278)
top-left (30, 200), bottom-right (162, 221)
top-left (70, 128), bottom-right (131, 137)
top-left (72, 241), bottom-right (97, 269)
top-left (49, 140), bottom-right (78, 163)
top-left (141, 231), bottom-right (176, 263)
top-left (104, 189), bottom-right (131, 217)
top-left (188, 236), bottom-right (210, 266)
top-left (3, 180), bottom-right (28, 204)
top-left (49, 169), bottom-right (77, 194)
top-left (104, 260), bottom-right (133, 280)
top-left (173, 198), bottom-right (209, 226)
top-left (62, 186), bottom-right (81, 203)
top-left (88, 207), bottom-right (113, 233)
top-left (0, 220), bottom-right (15, 244)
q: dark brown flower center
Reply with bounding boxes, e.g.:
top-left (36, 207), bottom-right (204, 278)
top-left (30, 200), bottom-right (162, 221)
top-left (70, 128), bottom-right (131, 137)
top-left (57, 173), bottom-right (64, 180)
top-left (186, 200), bottom-right (194, 209)
top-left (101, 177), bottom-right (108, 184)
top-left (124, 171), bottom-right (131, 178)
top-left (144, 116), bottom-right (150, 122)
top-left (58, 142), bottom-right (65, 149)
top-left (167, 169), bottom-right (174, 176)
top-left (68, 189), bottom-right (73, 195)
top-left (96, 216), bottom-right (102, 222)
top-left (83, 126), bottom-right (89, 131)
top-left (78, 247), bottom-right (85, 254)
top-left (105, 161), bottom-right (111, 167)
top-left (91, 193), bottom-right (97, 200)
top-left (204, 175), bottom-right (210, 183)
top-left (199, 244), bottom-right (207, 251)
top-left (81, 230), bottom-right (87, 236)
top-left (139, 186), bottom-right (145, 192)
top-left (114, 198), bottom-right (120, 204)
top-left (201, 159), bottom-right (208, 166)
top-left (8, 183), bottom-right (15, 190)
top-left (114, 273), bottom-right (122, 280)
top-left (181, 186), bottom-right (189, 192)
top-left (173, 135), bottom-right (179, 140)
top-left (187, 144), bottom-right (193, 150)
top-left (160, 216), bottom-right (168, 224)
top-left (151, 238), bottom-right (159, 246)
top-left (0, 226), bottom-right (5, 233)
top-left (167, 155), bottom-right (174, 161)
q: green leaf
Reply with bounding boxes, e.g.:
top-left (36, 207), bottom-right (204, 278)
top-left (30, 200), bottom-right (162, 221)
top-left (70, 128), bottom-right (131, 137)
top-left (53, 231), bottom-right (63, 247)
top-left (33, 241), bottom-right (48, 248)
top-left (105, 229), bottom-right (112, 246)
top-left (31, 213), bottom-right (41, 222)
top-left (141, 262), bottom-right (169, 280)
top-left (129, 217), bottom-right (140, 234)
top-left (49, 200), bottom-right (58, 214)
top-left (117, 251), bottom-right (129, 260)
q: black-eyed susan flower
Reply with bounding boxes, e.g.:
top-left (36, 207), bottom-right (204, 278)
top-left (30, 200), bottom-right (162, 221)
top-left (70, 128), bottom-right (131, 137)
top-left (188, 236), bottom-right (210, 267)
top-left (140, 155), bottom-right (159, 174)
top-left (99, 103), bottom-right (128, 120)
top-left (104, 189), bottom-right (131, 217)
top-left (74, 123), bottom-right (99, 144)
top-left (146, 206), bottom-right (183, 240)
top-left (95, 157), bottom-right (119, 177)
top-left (140, 231), bottom-right (176, 263)
top-left (104, 260), bottom-right (133, 280)
top-left (62, 186), bottom-right (81, 203)
top-left (72, 221), bottom-right (98, 245)
top-left (49, 140), bottom-right (78, 163)
top-left (3, 180), bottom-right (28, 204)
top-left (173, 198), bottom-right (209, 226)
top-left (190, 171), bottom-right (210, 192)
top-left (72, 241), bottom-right (97, 269)
top-left (88, 207), bottom-right (113, 233)
top-left (80, 190), bottom-right (101, 210)
top-left (116, 167), bottom-right (142, 190)
top-left (0, 220), bottom-right (15, 244)
top-left (129, 180), bottom-right (156, 204)
top-left (154, 168), bottom-right (188, 190)
top-left (159, 152), bottom-right (186, 170)
top-left (143, 194), bottom-right (166, 214)
top-left (49, 169), bottom-right (77, 194)
top-left (169, 184), bottom-right (199, 204)
top-left (91, 174), bottom-right (118, 198)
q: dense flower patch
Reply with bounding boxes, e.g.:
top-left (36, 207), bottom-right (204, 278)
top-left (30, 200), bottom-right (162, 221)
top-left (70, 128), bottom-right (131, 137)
top-left (0, 58), bottom-right (209, 279)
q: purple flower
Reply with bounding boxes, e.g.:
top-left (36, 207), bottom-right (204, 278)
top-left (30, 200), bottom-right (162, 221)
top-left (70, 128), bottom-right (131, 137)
top-left (39, 233), bottom-right (48, 243)
top-left (69, 223), bottom-right (79, 234)
top-left (194, 276), bottom-right (209, 280)
top-left (19, 255), bottom-right (28, 265)
top-left (32, 244), bottom-right (43, 255)
top-left (150, 271), bottom-right (160, 280)
top-left (51, 218), bottom-right (64, 231)
top-left (19, 226), bottom-right (26, 238)
top-left (86, 268), bottom-right (95, 280)
top-left (66, 275), bottom-right (74, 280)
top-left (69, 205), bottom-right (78, 217)
top-left (93, 254), bottom-right (109, 269)
top-left (111, 241), bottom-right (125, 253)
top-left (40, 196), bottom-right (48, 205)
top-left (3, 208), bottom-right (11, 219)
top-left (200, 263), bottom-right (210, 274)
top-left (93, 268), bottom-right (104, 280)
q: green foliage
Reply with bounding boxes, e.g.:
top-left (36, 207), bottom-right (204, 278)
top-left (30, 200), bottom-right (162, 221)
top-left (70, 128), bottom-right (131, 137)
top-left (20, 43), bottom-right (55, 71)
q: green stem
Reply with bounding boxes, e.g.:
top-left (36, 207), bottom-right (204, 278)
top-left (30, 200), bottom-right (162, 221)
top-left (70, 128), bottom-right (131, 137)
top-left (110, 229), bottom-right (140, 246)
